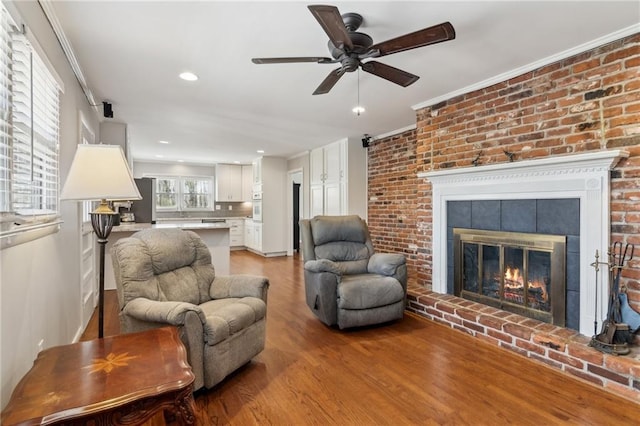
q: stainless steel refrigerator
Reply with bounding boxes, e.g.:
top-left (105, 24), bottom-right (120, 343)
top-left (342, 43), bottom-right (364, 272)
top-left (131, 177), bottom-right (156, 223)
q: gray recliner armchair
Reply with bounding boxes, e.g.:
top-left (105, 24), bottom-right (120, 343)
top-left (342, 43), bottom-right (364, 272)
top-left (300, 215), bottom-right (407, 329)
top-left (111, 228), bottom-right (268, 390)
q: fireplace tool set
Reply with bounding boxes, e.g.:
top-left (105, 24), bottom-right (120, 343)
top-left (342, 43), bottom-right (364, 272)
top-left (590, 242), bottom-right (638, 355)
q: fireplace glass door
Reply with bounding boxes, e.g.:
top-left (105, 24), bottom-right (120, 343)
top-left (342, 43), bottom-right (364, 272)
top-left (455, 229), bottom-right (566, 325)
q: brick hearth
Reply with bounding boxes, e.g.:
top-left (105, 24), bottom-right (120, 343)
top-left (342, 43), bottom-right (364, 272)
top-left (405, 282), bottom-right (640, 402)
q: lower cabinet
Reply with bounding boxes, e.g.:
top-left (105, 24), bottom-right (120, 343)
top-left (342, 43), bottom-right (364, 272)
top-left (227, 219), bottom-right (244, 248)
top-left (244, 219), bottom-right (262, 252)
top-left (245, 219), bottom-right (254, 249)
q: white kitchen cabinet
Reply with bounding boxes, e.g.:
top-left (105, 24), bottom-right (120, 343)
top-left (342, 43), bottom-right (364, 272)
top-left (252, 158), bottom-right (262, 184)
top-left (242, 164), bottom-right (253, 201)
top-left (309, 140), bottom-right (345, 216)
top-left (227, 219), bottom-right (244, 248)
top-left (245, 219), bottom-right (254, 249)
top-left (215, 164), bottom-right (243, 201)
top-left (253, 222), bottom-right (263, 252)
top-left (309, 138), bottom-right (367, 219)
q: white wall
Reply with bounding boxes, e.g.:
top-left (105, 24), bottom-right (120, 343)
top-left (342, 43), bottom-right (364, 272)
top-left (345, 137), bottom-right (368, 221)
top-left (1, 1), bottom-right (100, 409)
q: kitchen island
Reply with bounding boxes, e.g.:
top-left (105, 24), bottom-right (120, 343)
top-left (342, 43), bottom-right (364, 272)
top-left (104, 222), bottom-right (231, 291)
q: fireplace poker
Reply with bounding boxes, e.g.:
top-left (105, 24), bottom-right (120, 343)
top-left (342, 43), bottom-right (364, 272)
top-left (590, 250), bottom-right (610, 336)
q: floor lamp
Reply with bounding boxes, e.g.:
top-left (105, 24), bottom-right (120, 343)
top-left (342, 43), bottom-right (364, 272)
top-left (61, 144), bottom-right (141, 338)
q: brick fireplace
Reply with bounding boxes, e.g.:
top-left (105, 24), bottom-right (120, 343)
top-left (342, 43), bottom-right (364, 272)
top-left (424, 150), bottom-right (627, 336)
top-left (367, 33), bottom-right (640, 401)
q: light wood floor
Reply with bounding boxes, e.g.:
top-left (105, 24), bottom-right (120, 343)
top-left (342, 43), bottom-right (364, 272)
top-left (83, 251), bottom-right (640, 425)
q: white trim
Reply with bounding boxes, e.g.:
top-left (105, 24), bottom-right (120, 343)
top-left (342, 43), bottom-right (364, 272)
top-left (412, 24), bottom-right (640, 111)
top-left (422, 150), bottom-right (629, 336)
top-left (375, 124), bottom-right (417, 140)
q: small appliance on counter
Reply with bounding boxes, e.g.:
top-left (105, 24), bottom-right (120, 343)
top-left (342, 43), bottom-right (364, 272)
top-left (113, 201), bottom-right (135, 225)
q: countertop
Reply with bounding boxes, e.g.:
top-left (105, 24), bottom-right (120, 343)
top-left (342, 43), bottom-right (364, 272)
top-left (111, 222), bottom-right (231, 233)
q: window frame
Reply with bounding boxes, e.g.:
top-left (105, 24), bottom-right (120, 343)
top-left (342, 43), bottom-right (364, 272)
top-left (0, 3), bottom-right (64, 248)
top-left (152, 175), bottom-right (213, 212)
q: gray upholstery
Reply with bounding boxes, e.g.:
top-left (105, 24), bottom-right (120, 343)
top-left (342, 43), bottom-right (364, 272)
top-left (111, 228), bottom-right (269, 390)
top-left (300, 215), bottom-right (407, 329)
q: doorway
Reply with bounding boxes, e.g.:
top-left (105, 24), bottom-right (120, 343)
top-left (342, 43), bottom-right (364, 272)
top-left (287, 169), bottom-right (303, 256)
top-left (293, 182), bottom-right (301, 252)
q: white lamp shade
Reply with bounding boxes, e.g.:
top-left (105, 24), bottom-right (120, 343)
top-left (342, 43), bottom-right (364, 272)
top-left (60, 144), bottom-right (142, 201)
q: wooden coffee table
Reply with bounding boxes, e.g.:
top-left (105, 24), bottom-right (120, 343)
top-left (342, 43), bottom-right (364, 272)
top-left (1, 327), bottom-right (196, 425)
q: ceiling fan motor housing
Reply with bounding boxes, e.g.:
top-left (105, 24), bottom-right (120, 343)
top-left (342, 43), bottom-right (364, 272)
top-left (328, 32), bottom-right (374, 58)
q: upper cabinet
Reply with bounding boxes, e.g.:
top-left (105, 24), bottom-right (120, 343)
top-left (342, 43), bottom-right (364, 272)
top-left (309, 138), bottom-right (367, 220)
top-left (242, 164), bottom-right (253, 201)
top-left (215, 164), bottom-right (243, 201)
top-left (252, 158), bottom-right (262, 185)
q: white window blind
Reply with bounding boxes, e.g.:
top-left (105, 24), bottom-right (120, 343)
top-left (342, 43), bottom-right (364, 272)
top-left (0, 4), bottom-right (61, 233)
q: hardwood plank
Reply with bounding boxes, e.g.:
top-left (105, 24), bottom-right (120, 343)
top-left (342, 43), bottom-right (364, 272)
top-left (82, 251), bottom-right (640, 424)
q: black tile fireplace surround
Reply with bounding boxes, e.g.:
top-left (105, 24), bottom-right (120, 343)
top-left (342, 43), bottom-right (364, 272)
top-left (446, 198), bottom-right (580, 330)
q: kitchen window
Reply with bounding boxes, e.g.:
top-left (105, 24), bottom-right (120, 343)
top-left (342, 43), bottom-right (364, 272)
top-left (0, 4), bottom-right (63, 245)
top-left (155, 175), bottom-right (212, 211)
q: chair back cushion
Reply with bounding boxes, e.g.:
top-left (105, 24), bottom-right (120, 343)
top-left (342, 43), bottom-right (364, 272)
top-left (111, 228), bottom-right (215, 309)
top-left (306, 215), bottom-right (374, 274)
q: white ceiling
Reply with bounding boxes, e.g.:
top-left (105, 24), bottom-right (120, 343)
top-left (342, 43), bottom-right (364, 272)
top-left (47, 1), bottom-right (639, 165)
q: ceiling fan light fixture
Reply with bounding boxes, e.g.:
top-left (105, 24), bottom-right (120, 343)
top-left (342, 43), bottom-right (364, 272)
top-left (179, 71), bottom-right (198, 81)
top-left (352, 105), bottom-right (365, 115)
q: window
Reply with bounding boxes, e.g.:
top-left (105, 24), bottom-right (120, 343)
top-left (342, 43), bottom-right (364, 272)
top-left (0, 4), bottom-right (62, 235)
top-left (155, 176), bottom-right (212, 211)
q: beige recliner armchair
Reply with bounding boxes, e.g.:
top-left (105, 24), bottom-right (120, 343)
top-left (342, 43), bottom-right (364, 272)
top-left (300, 215), bottom-right (407, 329)
top-left (111, 228), bottom-right (268, 390)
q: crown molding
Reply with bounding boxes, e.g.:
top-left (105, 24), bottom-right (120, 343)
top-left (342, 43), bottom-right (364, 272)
top-left (39, 0), bottom-right (99, 112)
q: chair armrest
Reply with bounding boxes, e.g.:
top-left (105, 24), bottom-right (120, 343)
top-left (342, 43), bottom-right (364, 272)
top-left (368, 253), bottom-right (406, 276)
top-left (304, 259), bottom-right (342, 275)
top-left (210, 275), bottom-right (269, 302)
top-left (122, 298), bottom-right (206, 326)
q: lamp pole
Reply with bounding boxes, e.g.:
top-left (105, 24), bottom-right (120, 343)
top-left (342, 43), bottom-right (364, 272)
top-left (90, 205), bottom-right (117, 338)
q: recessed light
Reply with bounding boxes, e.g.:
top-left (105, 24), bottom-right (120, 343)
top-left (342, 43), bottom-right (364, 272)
top-left (155, 154), bottom-right (164, 158)
top-left (179, 72), bottom-right (198, 81)
top-left (158, 140), bottom-right (170, 144)
top-left (177, 159), bottom-right (184, 163)
top-left (233, 161), bottom-right (240, 164)
top-left (257, 150), bottom-right (265, 154)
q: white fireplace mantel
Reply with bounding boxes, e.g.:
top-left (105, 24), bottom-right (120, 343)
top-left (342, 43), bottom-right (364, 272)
top-left (419, 150), bottom-right (629, 336)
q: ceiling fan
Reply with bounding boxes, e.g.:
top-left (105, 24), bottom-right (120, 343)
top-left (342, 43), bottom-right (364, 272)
top-left (251, 5), bottom-right (455, 95)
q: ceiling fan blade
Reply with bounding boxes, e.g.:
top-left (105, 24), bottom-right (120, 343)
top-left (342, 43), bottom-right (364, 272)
top-left (361, 61), bottom-right (419, 87)
top-left (369, 22), bottom-right (455, 57)
top-left (308, 5), bottom-right (353, 51)
top-left (252, 57), bottom-right (334, 64)
top-left (313, 68), bottom-right (344, 95)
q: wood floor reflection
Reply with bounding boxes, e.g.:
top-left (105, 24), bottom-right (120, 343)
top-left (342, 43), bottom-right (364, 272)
top-left (84, 251), bottom-right (640, 425)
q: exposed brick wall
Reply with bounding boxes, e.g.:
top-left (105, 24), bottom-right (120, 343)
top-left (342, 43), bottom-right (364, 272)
top-left (367, 33), bottom-right (640, 400)
top-left (367, 129), bottom-right (419, 281)
top-left (414, 33), bottom-right (640, 304)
